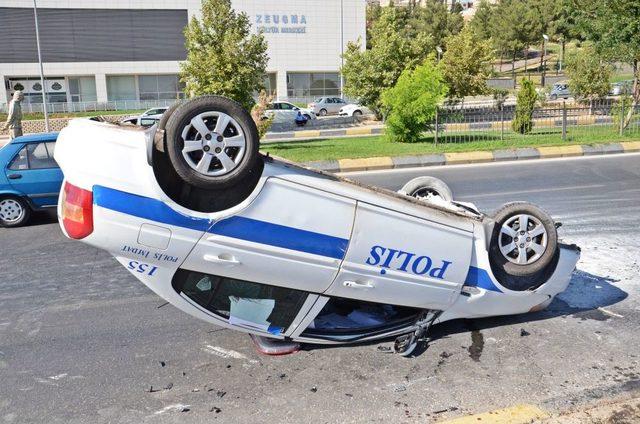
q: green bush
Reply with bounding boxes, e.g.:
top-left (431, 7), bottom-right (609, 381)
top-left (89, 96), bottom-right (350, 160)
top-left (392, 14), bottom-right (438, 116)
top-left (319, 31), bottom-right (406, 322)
top-left (512, 79), bottom-right (537, 134)
top-left (381, 57), bottom-right (448, 143)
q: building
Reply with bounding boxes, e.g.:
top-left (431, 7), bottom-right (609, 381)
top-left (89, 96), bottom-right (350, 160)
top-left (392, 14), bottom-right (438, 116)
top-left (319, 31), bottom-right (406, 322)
top-left (0, 0), bottom-right (366, 108)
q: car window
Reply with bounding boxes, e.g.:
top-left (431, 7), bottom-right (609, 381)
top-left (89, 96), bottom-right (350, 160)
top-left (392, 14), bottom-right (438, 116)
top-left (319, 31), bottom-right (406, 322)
top-left (326, 98), bottom-right (334, 104)
top-left (173, 269), bottom-right (308, 334)
top-left (140, 118), bottom-right (158, 127)
top-left (281, 103), bottom-right (294, 110)
top-left (314, 98), bottom-right (323, 103)
top-left (335, 98), bottom-right (345, 103)
top-left (8, 146), bottom-right (29, 170)
top-left (27, 142), bottom-right (57, 169)
top-left (45, 142), bottom-right (55, 158)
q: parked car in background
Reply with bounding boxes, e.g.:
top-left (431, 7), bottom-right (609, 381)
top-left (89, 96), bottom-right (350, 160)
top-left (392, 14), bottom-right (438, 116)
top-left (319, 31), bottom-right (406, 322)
top-left (264, 101), bottom-right (316, 121)
top-left (0, 133), bottom-right (61, 227)
top-left (308, 97), bottom-right (347, 116)
top-left (610, 80), bottom-right (634, 96)
top-left (339, 104), bottom-right (366, 117)
top-left (548, 82), bottom-right (571, 100)
top-left (121, 106), bottom-right (168, 127)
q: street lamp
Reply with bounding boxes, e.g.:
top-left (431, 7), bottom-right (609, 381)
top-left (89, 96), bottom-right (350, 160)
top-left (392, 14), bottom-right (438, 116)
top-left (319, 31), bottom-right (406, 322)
top-left (436, 46), bottom-right (443, 63)
top-left (33, 0), bottom-right (49, 132)
top-left (340, 0), bottom-right (344, 99)
top-left (541, 34), bottom-right (549, 88)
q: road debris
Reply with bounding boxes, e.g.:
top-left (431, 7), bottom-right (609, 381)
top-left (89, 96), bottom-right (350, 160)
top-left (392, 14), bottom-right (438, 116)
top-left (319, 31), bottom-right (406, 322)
top-left (153, 404), bottom-right (190, 415)
top-left (521, 328), bottom-right (531, 337)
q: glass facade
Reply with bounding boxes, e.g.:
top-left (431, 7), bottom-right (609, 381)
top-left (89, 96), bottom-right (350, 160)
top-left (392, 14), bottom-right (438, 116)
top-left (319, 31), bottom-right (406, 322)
top-left (68, 77), bottom-right (97, 102)
top-left (263, 73), bottom-right (277, 96)
top-left (107, 74), bottom-right (184, 101)
top-left (287, 72), bottom-right (340, 98)
top-left (139, 75), bottom-right (185, 100)
top-left (106, 76), bottom-right (136, 101)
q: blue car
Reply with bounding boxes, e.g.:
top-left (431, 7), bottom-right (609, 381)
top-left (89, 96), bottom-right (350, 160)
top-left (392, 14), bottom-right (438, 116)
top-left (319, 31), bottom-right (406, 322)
top-left (0, 133), bottom-right (62, 227)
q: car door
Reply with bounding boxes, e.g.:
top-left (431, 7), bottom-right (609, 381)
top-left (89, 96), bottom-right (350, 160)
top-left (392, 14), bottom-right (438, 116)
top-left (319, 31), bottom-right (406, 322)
top-left (325, 202), bottom-right (474, 310)
top-left (181, 177), bottom-right (356, 294)
top-left (6, 142), bottom-right (62, 207)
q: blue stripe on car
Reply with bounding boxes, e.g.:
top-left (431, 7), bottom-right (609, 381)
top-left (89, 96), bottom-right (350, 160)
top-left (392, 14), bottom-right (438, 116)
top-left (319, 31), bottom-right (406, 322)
top-left (93, 185), bottom-right (212, 232)
top-left (93, 185), bottom-right (348, 260)
top-left (209, 216), bottom-right (348, 260)
top-left (464, 266), bottom-right (503, 293)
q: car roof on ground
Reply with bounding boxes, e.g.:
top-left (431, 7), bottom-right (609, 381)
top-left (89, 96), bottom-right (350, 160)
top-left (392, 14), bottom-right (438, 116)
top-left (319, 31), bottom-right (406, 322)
top-left (10, 132), bottom-right (59, 145)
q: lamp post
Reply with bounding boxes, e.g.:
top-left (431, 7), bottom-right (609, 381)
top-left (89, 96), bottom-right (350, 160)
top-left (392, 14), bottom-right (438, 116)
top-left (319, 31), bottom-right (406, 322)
top-left (340, 0), bottom-right (344, 99)
top-left (541, 34), bottom-right (549, 88)
top-left (33, 0), bottom-right (49, 132)
top-left (436, 46), bottom-right (443, 64)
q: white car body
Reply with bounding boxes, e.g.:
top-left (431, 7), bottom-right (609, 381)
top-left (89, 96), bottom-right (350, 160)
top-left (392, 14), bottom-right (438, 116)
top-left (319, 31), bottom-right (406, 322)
top-left (264, 102), bottom-right (316, 123)
top-left (54, 119), bottom-right (580, 346)
top-left (122, 107), bottom-right (168, 127)
top-left (338, 104), bottom-right (366, 117)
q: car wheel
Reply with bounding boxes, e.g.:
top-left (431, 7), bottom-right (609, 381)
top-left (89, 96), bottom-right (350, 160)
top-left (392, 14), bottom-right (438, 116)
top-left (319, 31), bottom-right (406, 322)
top-left (164, 95), bottom-right (260, 190)
top-left (0, 196), bottom-right (31, 227)
top-left (303, 114), bottom-right (311, 120)
top-left (319, 108), bottom-right (328, 116)
top-left (353, 110), bottom-right (363, 117)
top-left (398, 176), bottom-right (453, 203)
top-left (489, 202), bottom-right (558, 291)
top-left (549, 94), bottom-right (557, 100)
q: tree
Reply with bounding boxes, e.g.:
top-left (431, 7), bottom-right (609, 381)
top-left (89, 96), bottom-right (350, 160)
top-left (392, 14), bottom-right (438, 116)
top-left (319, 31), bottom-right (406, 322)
top-left (404, 0), bottom-right (464, 49)
top-left (512, 79), bottom-right (538, 134)
top-left (490, 0), bottom-right (541, 84)
top-left (571, 0), bottom-right (640, 127)
top-left (565, 44), bottom-right (612, 107)
top-left (180, 0), bottom-right (268, 111)
top-left (469, 0), bottom-right (494, 42)
top-left (342, 6), bottom-right (431, 118)
top-left (441, 27), bottom-right (494, 101)
top-left (381, 57), bottom-right (448, 143)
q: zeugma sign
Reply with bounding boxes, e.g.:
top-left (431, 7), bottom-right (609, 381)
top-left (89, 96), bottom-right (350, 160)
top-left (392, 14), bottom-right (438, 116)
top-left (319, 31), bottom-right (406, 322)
top-left (255, 13), bottom-right (307, 34)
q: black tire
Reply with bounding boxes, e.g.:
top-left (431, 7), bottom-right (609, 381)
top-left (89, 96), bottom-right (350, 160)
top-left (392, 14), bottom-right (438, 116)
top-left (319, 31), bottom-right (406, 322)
top-left (399, 176), bottom-right (453, 202)
top-left (0, 196), bottom-right (31, 227)
top-left (353, 110), bottom-right (363, 117)
top-left (303, 114), bottom-right (312, 120)
top-left (550, 94), bottom-right (558, 100)
top-left (165, 95), bottom-right (260, 190)
top-left (489, 202), bottom-right (558, 290)
top-left (319, 108), bottom-right (328, 116)
top-left (153, 100), bottom-right (184, 152)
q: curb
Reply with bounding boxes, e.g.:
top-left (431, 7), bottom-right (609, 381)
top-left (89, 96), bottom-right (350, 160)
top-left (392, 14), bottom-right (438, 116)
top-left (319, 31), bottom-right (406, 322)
top-left (302, 141), bottom-right (640, 173)
top-left (264, 125), bottom-right (383, 141)
top-left (437, 404), bottom-right (549, 424)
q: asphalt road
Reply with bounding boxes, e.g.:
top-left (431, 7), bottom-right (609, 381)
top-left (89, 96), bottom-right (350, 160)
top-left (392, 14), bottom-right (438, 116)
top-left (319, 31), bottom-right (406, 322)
top-left (1, 153), bottom-right (639, 423)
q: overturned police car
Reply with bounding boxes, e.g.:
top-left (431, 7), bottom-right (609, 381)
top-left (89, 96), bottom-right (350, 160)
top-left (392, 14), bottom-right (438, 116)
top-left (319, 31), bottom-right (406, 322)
top-left (55, 96), bottom-right (580, 356)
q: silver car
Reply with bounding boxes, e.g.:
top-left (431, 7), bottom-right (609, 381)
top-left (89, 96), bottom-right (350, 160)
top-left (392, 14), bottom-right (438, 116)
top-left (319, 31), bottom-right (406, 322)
top-left (264, 101), bottom-right (316, 121)
top-left (308, 97), bottom-right (348, 116)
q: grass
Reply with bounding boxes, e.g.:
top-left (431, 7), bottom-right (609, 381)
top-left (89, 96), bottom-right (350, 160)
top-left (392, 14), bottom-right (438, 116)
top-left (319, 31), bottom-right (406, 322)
top-left (261, 126), bottom-right (640, 162)
top-left (0, 109), bottom-right (144, 121)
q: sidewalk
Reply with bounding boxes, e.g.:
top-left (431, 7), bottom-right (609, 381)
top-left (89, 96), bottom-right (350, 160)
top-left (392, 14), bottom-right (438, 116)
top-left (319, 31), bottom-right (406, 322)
top-left (0, 135), bottom-right (9, 147)
top-left (301, 141), bottom-right (640, 173)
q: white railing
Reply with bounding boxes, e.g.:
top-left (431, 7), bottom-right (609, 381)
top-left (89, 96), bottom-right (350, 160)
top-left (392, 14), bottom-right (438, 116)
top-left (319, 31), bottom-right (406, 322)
top-left (0, 99), bottom-right (179, 114)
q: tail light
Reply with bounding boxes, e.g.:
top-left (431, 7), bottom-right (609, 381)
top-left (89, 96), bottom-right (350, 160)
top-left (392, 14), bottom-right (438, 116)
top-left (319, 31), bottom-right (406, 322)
top-left (61, 182), bottom-right (93, 239)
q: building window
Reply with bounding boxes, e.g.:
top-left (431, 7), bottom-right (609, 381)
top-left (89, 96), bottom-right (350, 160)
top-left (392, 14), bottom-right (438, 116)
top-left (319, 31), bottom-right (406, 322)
top-left (287, 72), bottom-right (341, 99)
top-left (139, 75), bottom-right (185, 100)
top-left (263, 73), bottom-right (277, 96)
top-left (106, 76), bottom-right (137, 101)
top-left (68, 77), bottom-right (97, 102)
top-left (107, 75), bottom-right (184, 101)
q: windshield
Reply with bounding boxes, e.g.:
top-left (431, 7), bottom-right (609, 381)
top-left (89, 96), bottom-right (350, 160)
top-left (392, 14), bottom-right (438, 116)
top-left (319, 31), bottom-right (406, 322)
top-left (314, 98), bottom-right (323, 103)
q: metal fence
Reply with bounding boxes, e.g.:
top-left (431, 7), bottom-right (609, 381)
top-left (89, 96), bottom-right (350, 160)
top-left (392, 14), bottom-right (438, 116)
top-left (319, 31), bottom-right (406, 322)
top-left (0, 99), bottom-right (178, 114)
top-left (433, 99), bottom-right (640, 144)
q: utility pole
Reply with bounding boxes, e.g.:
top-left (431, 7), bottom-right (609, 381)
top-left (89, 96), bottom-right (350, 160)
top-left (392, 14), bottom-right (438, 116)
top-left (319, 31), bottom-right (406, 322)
top-left (33, 0), bottom-right (49, 132)
top-left (340, 0), bottom-right (344, 99)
